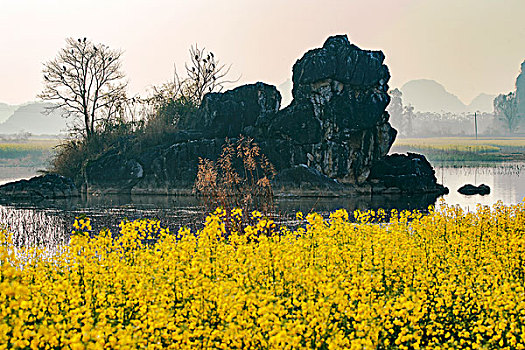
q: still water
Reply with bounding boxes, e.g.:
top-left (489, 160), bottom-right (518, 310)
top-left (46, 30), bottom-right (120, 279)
top-left (1, 162), bottom-right (524, 246)
top-left (435, 163), bottom-right (524, 208)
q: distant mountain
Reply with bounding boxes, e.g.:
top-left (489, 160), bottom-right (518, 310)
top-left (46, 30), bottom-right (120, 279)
top-left (401, 79), bottom-right (466, 113)
top-left (467, 93), bottom-right (495, 113)
top-left (400, 79), bottom-right (494, 113)
top-left (0, 103), bottom-right (18, 123)
top-left (0, 102), bottom-right (67, 135)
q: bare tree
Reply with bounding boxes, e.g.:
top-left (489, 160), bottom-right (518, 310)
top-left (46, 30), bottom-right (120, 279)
top-left (139, 45), bottom-right (239, 131)
top-left (38, 37), bottom-right (127, 139)
top-left (494, 92), bottom-right (519, 133)
top-left (183, 44), bottom-right (238, 104)
top-left (147, 65), bottom-right (188, 109)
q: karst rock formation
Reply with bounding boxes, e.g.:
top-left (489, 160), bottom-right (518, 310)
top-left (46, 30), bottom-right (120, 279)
top-left (85, 35), bottom-right (447, 196)
top-left (0, 35), bottom-right (448, 199)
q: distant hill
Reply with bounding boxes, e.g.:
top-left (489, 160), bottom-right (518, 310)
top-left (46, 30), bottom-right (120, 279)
top-left (0, 103), bottom-right (18, 123)
top-left (467, 93), bottom-right (495, 113)
top-left (400, 79), bottom-right (494, 113)
top-left (0, 102), bottom-right (67, 135)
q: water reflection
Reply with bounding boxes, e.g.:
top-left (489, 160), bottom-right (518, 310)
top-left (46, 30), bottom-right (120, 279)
top-left (276, 194), bottom-right (439, 214)
top-left (0, 197), bottom-right (205, 249)
top-left (0, 192), bottom-right (442, 247)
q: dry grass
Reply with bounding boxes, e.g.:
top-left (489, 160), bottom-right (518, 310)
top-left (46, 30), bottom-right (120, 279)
top-left (194, 136), bottom-right (276, 217)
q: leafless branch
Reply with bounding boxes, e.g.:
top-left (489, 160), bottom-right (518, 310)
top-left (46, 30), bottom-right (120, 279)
top-left (38, 37), bottom-right (127, 140)
top-left (183, 44), bottom-right (240, 104)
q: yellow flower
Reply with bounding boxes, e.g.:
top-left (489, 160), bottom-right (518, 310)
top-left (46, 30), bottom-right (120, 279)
top-left (1, 201), bottom-right (525, 348)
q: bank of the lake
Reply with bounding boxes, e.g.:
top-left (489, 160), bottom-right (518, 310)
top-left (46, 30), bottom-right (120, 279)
top-left (0, 138), bottom-right (58, 186)
top-left (391, 136), bottom-right (525, 162)
top-left (0, 162), bottom-right (523, 249)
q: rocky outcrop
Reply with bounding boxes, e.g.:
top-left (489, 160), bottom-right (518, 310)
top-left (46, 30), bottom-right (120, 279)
top-left (0, 174), bottom-right (78, 201)
top-left (132, 139), bottom-right (226, 195)
top-left (85, 35), bottom-right (445, 197)
top-left (273, 164), bottom-right (346, 197)
top-left (458, 184), bottom-right (490, 196)
top-left (369, 153), bottom-right (448, 195)
top-left (261, 35), bottom-right (395, 184)
top-left (85, 152), bottom-right (144, 194)
top-left (2, 35), bottom-right (446, 200)
top-left (181, 82), bottom-right (281, 138)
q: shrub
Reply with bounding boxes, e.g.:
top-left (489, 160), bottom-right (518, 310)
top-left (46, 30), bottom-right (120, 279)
top-left (194, 136), bottom-right (276, 218)
top-left (49, 138), bottom-right (86, 180)
top-left (50, 123), bottom-right (136, 182)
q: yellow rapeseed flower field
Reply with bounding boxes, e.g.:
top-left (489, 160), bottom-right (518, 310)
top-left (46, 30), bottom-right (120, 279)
top-left (1, 203), bottom-right (525, 349)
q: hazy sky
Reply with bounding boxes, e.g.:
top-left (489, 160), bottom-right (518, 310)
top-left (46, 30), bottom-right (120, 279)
top-left (1, 0), bottom-right (524, 105)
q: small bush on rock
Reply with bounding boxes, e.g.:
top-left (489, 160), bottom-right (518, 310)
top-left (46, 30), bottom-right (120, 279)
top-left (194, 136), bottom-right (276, 217)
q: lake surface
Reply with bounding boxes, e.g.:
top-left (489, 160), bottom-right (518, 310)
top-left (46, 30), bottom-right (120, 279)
top-left (435, 162), bottom-right (524, 208)
top-left (2, 163), bottom-right (523, 209)
top-left (1, 162), bottom-right (524, 246)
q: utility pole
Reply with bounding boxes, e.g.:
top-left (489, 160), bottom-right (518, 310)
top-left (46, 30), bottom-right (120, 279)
top-left (474, 112), bottom-right (478, 140)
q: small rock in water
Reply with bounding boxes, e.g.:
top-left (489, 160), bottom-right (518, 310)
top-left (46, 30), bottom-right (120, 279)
top-left (457, 184), bottom-right (490, 196)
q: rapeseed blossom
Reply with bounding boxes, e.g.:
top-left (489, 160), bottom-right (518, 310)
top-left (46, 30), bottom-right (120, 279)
top-left (0, 202), bottom-right (524, 349)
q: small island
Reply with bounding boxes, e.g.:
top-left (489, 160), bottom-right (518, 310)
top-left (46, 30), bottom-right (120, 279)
top-left (0, 35), bottom-right (447, 202)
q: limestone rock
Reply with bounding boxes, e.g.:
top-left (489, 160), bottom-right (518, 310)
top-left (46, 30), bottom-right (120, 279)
top-left (85, 152), bottom-right (144, 194)
top-left (0, 174), bottom-right (78, 201)
top-left (265, 35), bottom-right (396, 184)
top-left (273, 164), bottom-right (345, 196)
top-left (132, 139), bottom-right (224, 195)
top-left (180, 82), bottom-right (281, 138)
top-left (368, 153), bottom-right (448, 194)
